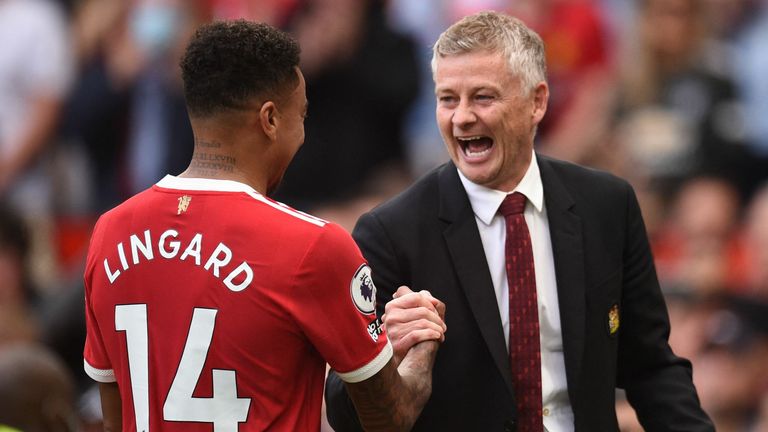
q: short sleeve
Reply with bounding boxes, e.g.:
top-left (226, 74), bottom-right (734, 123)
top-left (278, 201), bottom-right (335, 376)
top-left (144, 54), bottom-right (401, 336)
top-left (83, 280), bottom-right (115, 382)
top-left (292, 223), bottom-right (392, 383)
top-left (82, 219), bottom-right (115, 383)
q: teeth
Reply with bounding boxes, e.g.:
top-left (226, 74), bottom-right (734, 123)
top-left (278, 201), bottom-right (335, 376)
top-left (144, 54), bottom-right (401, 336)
top-left (464, 146), bottom-right (491, 157)
top-left (457, 136), bottom-right (491, 157)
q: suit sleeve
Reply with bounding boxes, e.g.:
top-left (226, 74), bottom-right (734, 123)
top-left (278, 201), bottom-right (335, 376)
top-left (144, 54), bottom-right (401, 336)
top-left (616, 183), bottom-right (714, 431)
top-left (325, 211), bottom-right (401, 431)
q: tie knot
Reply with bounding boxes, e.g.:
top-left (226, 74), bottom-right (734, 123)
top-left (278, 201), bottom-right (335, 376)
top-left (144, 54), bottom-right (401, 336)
top-left (499, 192), bottom-right (527, 216)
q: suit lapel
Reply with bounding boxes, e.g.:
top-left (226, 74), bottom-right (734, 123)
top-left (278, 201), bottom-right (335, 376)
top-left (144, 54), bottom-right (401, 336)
top-left (539, 157), bottom-right (586, 401)
top-left (438, 164), bottom-right (515, 397)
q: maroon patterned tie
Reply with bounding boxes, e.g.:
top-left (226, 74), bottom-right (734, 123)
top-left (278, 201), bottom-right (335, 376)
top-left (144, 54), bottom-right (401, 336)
top-left (500, 192), bottom-right (543, 432)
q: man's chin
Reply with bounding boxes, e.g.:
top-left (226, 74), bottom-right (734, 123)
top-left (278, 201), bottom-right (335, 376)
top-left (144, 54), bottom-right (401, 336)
top-left (457, 164), bottom-right (490, 184)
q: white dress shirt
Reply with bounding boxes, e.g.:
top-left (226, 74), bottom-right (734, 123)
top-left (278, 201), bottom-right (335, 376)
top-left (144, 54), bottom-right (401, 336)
top-left (458, 153), bottom-right (575, 432)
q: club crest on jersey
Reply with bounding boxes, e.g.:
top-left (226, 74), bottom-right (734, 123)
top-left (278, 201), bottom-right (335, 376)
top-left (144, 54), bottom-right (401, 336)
top-left (608, 303), bottom-right (620, 336)
top-left (350, 264), bottom-right (376, 314)
top-left (177, 195), bottom-right (192, 214)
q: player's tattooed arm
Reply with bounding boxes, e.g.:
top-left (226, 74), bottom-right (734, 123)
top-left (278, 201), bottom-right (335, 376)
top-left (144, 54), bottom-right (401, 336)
top-left (345, 339), bottom-right (440, 431)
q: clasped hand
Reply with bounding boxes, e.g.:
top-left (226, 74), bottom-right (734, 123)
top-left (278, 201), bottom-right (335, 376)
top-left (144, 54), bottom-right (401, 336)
top-left (383, 286), bottom-right (447, 363)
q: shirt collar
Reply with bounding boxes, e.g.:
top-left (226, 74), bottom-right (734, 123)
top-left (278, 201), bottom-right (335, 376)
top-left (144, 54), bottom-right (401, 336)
top-left (457, 152), bottom-right (544, 225)
top-left (155, 175), bottom-right (261, 195)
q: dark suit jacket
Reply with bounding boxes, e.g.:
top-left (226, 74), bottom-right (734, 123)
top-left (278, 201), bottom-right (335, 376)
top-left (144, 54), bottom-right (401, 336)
top-left (325, 157), bottom-right (713, 431)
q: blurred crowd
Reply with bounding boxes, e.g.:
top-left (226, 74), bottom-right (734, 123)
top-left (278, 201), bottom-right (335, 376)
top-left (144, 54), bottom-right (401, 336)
top-left (0, 0), bottom-right (767, 430)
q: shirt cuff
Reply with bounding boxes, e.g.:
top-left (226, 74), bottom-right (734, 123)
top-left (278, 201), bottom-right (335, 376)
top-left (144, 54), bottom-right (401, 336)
top-left (84, 359), bottom-right (116, 383)
top-left (336, 340), bottom-right (393, 383)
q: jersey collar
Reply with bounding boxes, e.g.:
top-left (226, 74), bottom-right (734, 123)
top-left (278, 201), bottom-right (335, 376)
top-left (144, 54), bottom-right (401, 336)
top-left (155, 175), bottom-right (261, 195)
top-left (457, 151), bottom-right (544, 226)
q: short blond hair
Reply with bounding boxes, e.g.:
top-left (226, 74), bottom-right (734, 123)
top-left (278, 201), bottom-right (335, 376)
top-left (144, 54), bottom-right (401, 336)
top-left (431, 11), bottom-right (547, 93)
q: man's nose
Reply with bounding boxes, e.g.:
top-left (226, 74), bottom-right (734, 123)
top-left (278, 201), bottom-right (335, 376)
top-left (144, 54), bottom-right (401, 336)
top-left (451, 101), bottom-right (476, 127)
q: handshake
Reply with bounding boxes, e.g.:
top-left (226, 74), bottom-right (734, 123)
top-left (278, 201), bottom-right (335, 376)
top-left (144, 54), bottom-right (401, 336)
top-left (334, 285), bottom-right (447, 432)
top-left (384, 286), bottom-right (447, 365)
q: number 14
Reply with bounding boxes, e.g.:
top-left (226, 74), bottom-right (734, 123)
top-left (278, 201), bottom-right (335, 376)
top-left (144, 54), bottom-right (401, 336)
top-left (115, 304), bottom-right (251, 431)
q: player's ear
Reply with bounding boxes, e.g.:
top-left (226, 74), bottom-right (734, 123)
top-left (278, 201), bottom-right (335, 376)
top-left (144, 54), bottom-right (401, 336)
top-left (259, 100), bottom-right (279, 141)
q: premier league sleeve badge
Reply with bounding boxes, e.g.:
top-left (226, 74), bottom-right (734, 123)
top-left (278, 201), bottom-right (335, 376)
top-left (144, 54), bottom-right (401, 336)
top-left (350, 264), bottom-right (376, 315)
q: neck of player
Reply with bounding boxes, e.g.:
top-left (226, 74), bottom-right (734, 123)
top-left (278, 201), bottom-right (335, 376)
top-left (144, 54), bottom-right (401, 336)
top-left (180, 114), bottom-right (271, 195)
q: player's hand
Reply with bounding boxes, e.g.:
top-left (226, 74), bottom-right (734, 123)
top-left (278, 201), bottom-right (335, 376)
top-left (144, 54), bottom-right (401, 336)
top-left (393, 286), bottom-right (446, 321)
top-left (384, 286), bottom-right (447, 363)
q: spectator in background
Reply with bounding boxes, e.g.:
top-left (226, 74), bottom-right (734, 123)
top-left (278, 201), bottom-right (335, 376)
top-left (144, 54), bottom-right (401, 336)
top-left (652, 176), bottom-right (746, 297)
top-left (510, 0), bottom-right (617, 168)
top-left (754, 396), bottom-right (768, 432)
top-left (60, 0), bottom-right (199, 213)
top-left (0, 203), bottom-right (39, 345)
top-left (0, 0), bottom-right (72, 207)
top-left (0, 343), bottom-right (78, 432)
top-left (693, 297), bottom-right (768, 431)
top-left (63, 0), bottom-right (418, 217)
top-left (701, 0), bottom-right (768, 187)
top-left (619, 294), bottom-right (768, 432)
top-left (732, 5), bottom-right (768, 176)
top-left (613, 0), bottom-right (756, 201)
top-left (273, 0), bottom-right (420, 210)
top-left (206, 0), bottom-right (300, 27)
top-left (743, 182), bottom-right (768, 299)
top-left (0, 0), bottom-right (73, 293)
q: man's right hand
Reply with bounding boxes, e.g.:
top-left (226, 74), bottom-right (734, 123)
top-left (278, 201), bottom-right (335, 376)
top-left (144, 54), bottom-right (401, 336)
top-left (383, 286), bottom-right (447, 364)
top-left (344, 287), bottom-right (446, 431)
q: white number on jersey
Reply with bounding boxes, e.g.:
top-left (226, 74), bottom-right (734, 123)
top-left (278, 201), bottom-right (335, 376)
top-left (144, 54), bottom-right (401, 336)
top-left (115, 305), bottom-right (251, 431)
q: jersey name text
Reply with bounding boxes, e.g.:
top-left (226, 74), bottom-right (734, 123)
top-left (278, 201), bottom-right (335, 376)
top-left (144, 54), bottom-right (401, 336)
top-left (102, 229), bottom-right (253, 292)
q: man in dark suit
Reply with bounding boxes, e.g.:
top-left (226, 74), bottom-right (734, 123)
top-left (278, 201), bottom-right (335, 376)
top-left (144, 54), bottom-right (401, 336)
top-left (325, 11), bottom-right (713, 432)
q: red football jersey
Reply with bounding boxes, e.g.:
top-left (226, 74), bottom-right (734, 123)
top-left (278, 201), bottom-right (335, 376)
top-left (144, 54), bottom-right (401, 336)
top-left (83, 176), bottom-right (391, 431)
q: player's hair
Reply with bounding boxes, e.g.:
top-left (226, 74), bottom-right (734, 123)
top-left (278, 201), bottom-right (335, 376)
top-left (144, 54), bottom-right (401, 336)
top-left (180, 19), bottom-right (301, 117)
top-left (431, 11), bottom-right (547, 93)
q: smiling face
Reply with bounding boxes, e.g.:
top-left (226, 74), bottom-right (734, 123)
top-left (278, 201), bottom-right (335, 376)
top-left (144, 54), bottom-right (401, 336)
top-left (434, 50), bottom-right (548, 191)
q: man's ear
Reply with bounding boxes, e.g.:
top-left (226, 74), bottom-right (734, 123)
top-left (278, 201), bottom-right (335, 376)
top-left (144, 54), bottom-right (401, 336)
top-left (531, 81), bottom-right (549, 125)
top-left (259, 101), bottom-right (279, 141)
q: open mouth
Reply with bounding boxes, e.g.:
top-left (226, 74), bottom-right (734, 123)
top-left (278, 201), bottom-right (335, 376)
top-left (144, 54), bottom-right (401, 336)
top-left (457, 136), bottom-right (494, 159)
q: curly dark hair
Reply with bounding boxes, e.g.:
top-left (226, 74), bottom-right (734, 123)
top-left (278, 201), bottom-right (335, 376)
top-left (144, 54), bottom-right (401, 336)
top-left (180, 20), bottom-right (301, 117)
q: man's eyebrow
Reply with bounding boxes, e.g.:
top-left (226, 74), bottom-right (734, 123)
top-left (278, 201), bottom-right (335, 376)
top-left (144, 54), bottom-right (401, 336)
top-left (435, 85), bottom-right (499, 94)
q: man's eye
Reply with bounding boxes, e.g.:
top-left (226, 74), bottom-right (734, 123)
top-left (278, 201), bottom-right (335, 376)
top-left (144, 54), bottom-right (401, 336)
top-left (476, 94), bottom-right (494, 101)
top-left (439, 96), bottom-right (456, 103)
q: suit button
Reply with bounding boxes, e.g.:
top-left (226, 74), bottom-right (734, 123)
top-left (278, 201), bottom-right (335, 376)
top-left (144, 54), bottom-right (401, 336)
top-left (504, 419), bottom-right (516, 432)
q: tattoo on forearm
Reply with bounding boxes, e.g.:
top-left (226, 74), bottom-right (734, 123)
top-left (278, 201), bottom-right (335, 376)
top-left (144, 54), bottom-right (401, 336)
top-left (346, 341), bottom-right (438, 431)
top-left (348, 361), bottom-right (413, 431)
